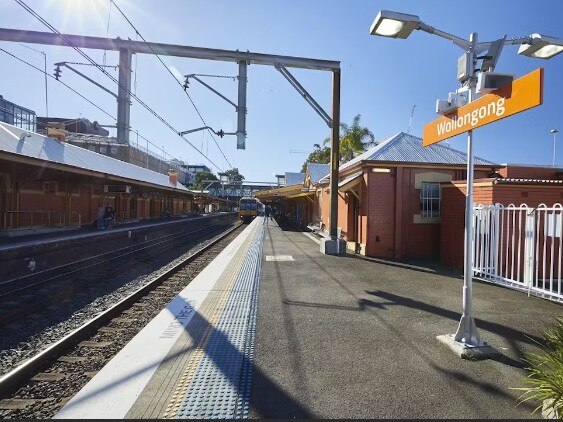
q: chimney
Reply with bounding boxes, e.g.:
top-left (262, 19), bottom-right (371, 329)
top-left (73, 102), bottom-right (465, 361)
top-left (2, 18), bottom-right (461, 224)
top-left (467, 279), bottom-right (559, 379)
top-left (168, 169), bottom-right (179, 186)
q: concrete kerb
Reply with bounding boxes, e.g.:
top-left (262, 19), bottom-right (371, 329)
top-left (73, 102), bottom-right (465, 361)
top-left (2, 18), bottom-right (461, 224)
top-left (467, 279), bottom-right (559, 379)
top-left (436, 334), bottom-right (500, 360)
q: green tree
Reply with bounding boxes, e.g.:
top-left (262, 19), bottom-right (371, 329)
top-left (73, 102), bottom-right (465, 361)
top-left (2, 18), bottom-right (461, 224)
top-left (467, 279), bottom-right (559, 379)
top-left (190, 171), bottom-right (217, 191)
top-left (301, 143), bottom-right (330, 172)
top-left (301, 114), bottom-right (375, 171)
top-left (224, 167), bottom-right (245, 182)
top-left (328, 114), bottom-right (376, 163)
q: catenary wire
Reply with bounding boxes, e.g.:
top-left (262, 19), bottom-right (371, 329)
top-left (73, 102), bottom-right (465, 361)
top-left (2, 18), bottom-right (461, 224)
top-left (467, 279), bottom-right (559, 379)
top-left (109, 0), bottom-right (234, 168)
top-left (1, 47), bottom-right (188, 169)
top-left (14, 0), bottom-right (225, 172)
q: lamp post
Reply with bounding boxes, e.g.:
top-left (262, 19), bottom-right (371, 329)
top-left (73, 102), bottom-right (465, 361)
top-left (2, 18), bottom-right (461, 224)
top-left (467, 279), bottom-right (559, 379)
top-left (19, 43), bottom-right (48, 117)
top-left (551, 129), bottom-right (559, 166)
top-left (369, 10), bottom-right (562, 357)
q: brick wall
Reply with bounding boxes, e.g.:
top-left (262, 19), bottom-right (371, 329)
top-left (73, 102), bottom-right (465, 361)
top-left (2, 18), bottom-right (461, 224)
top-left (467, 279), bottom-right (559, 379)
top-left (493, 185), bottom-right (563, 206)
top-left (441, 180), bottom-right (563, 270)
top-left (365, 171), bottom-right (396, 258)
top-left (499, 164), bottom-right (561, 180)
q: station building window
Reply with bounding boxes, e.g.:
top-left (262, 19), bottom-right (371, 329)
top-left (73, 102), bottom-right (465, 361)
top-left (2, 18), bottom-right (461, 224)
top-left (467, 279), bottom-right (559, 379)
top-left (111, 146), bottom-right (118, 155)
top-left (420, 182), bottom-right (440, 218)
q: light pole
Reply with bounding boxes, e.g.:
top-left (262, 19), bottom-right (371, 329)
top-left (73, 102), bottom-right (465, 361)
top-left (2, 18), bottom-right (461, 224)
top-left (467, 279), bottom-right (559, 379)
top-left (19, 43), bottom-right (48, 117)
top-left (551, 129), bottom-right (559, 166)
top-left (369, 10), bottom-right (562, 357)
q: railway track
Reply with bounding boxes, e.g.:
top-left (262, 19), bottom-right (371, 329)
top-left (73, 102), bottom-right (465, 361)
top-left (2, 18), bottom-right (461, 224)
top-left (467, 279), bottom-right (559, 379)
top-left (0, 216), bottom-right (234, 296)
top-left (0, 219), bottom-right (235, 326)
top-left (0, 222), bottom-right (244, 419)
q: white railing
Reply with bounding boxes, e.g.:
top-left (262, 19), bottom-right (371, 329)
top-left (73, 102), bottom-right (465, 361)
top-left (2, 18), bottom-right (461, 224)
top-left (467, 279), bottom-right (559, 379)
top-left (473, 203), bottom-right (563, 303)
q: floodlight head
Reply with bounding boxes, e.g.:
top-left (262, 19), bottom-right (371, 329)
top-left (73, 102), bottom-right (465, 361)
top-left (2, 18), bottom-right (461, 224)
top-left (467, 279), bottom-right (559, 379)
top-left (369, 10), bottom-right (421, 39)
top-left (518, 33), bottom-right (563, 59)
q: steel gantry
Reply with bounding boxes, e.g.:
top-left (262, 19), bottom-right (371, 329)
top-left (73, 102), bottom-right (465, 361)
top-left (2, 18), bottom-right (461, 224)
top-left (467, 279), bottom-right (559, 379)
top-left (0, 27), bottom-right (344, 254)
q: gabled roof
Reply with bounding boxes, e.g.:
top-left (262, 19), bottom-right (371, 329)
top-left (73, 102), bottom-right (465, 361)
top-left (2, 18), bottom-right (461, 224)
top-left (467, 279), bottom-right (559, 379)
top-left (0, 122), bottom-right (190, 192)
top-left (340, 132), bottom-right (497, 171)
top-left (306, 162), bottom-right (330, 184)
top-left (284, 172), bottom-right (305, 186)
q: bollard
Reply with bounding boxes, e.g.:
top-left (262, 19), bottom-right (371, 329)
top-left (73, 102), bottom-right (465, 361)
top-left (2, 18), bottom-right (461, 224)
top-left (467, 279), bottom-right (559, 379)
top-left (128, 230), bottom-right (132, 238)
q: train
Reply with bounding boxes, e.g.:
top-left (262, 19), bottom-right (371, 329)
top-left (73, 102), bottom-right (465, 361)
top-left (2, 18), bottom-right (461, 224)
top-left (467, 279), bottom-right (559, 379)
top-left (238, 197), bottom-right (264, 223)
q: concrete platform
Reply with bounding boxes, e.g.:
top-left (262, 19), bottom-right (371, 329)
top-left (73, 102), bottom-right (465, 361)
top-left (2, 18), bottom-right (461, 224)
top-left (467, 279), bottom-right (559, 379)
top-left (55, 216), bottom-right (561, 419)
top-left (55, 217), bottom-right (264, 419)
top-left (251, 219), bottom-right (560, 418)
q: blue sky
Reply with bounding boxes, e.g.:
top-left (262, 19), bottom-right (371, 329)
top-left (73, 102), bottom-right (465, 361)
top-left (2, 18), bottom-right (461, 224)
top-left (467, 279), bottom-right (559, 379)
top-left (1, 0), bottom-right (562, 181)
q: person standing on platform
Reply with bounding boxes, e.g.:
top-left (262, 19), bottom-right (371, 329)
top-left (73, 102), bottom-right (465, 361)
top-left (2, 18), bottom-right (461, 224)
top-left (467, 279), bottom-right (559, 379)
top-left (104, 203), bottom-right (114, 229)
top-left (97, 204), bottom-right (105, 230)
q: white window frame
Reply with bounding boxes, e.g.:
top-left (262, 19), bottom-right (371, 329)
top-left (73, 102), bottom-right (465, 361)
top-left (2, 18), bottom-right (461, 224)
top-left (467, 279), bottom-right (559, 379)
top-left (420, 182), bottom-right (440, 219)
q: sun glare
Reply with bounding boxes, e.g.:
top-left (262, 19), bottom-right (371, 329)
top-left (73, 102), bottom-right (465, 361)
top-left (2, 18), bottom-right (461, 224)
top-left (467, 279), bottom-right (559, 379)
top-left (44, 0), bottom-right (108, 33)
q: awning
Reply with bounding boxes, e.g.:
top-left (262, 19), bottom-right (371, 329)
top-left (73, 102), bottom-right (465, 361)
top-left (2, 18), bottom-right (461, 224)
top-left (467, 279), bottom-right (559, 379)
top-left (338, 171), bottom-right (363, 192)
top-left (254, 183), bottom-right (304, 200)
top-left (286, 190), bottom-right (315, 203)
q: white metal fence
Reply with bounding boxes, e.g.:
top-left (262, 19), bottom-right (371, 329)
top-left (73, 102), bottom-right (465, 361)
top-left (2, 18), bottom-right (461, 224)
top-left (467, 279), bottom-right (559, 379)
top-left (472, 203), bottom-right (563, 303)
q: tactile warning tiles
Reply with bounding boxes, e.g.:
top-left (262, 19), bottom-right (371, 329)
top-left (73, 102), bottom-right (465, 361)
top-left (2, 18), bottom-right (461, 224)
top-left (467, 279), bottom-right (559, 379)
top-left (175, 220), bottom-right (264, 419)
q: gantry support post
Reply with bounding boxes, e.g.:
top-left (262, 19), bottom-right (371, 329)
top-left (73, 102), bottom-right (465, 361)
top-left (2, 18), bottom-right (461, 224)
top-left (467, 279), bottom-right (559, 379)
top-left (117, 48), bottom-right (132, 144)
top-left (236, 60), bottom-right (248, 149)
top-left (320, 68), bottom-right (346, 255)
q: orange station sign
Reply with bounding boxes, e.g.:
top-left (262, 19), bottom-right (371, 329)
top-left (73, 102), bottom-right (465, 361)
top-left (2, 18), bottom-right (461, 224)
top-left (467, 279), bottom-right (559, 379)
top-left (423, 68), bottom-right (543, 147)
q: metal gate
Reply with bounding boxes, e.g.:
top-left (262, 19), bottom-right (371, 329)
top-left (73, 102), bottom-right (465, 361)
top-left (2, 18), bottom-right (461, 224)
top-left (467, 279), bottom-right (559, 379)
top-left (472, 203), bottom-right (563, 303)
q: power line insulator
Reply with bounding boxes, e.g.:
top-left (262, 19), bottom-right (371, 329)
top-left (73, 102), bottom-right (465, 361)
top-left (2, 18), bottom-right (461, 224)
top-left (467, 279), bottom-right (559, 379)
top-left (54, 65), bottom-right (62, 80)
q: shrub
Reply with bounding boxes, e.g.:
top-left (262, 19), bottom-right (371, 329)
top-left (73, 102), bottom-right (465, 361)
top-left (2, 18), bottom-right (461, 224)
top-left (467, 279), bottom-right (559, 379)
top-left (514, 316), bottom-right (563, 419)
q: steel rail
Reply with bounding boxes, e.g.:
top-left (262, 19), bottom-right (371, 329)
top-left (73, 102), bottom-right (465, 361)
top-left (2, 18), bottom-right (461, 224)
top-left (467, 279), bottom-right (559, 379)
top-left (0, 220), bottom-right (231, 300)
top-left (0, 222), bottom-right (242, 398)
top-left (0, 215), bottom-right (235, 292)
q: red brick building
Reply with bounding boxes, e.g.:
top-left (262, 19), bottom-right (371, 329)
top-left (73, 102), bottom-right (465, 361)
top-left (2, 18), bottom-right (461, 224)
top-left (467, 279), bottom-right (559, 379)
top-left (0, 121), bottom-right (227, 234)
top-left (258, 132), bottom-right (496, 258)
top-left (313, 133), bottom-right (498, 259)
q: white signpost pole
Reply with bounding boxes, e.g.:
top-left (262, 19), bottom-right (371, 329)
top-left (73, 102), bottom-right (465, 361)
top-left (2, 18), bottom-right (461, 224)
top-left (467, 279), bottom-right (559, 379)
top-left (453, 35), bottom-right (482, 346)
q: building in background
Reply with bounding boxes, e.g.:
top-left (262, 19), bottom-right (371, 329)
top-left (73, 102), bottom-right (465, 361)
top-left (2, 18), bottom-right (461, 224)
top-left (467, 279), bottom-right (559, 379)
top-left (0, 95), bottom-right (36, 132)
top-left (186, 164), bottom-right (213, 185)
top-left (37, 117), bottom-right (109, 136)
top-left (35, 117), bottom-right (189, 186)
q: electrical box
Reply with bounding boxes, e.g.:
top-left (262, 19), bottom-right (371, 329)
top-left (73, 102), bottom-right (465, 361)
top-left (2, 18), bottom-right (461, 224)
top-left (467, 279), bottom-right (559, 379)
top-left (436, 92), bottom-right (468, 115)
top-left (457, 52), bottom-right (473, 82)
top-left (476, 72), bottom-right (514, 94)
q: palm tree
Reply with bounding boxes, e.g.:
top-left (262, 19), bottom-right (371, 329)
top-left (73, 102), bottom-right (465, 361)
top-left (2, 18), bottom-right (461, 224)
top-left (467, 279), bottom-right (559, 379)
top-left (323, 114), bottom-right (376, 163)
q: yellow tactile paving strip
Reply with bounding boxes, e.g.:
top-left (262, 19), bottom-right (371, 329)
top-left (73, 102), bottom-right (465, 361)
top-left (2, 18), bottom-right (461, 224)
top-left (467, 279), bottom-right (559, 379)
top-left (125, 221), bottom-right (259, 419)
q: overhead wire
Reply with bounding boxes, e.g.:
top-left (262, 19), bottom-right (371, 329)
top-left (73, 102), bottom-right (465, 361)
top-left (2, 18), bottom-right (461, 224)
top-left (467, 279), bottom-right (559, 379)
top-left (102, 0), bottom-right (112, 67)
top-left (1, 46), bottom-right (188, 170)
top-left (13, 0), bottom-right (224, 172)
top-left (0, 47), bottom-right (116, 121)
top-left (109, 0), bottom-right (233, 169)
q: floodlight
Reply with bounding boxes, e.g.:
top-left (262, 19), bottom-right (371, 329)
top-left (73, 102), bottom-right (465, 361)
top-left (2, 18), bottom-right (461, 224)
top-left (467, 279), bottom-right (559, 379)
top-left (369, 10), bottom-right (421, 39)
top-left (518, 33), bottom-right (563, 59)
